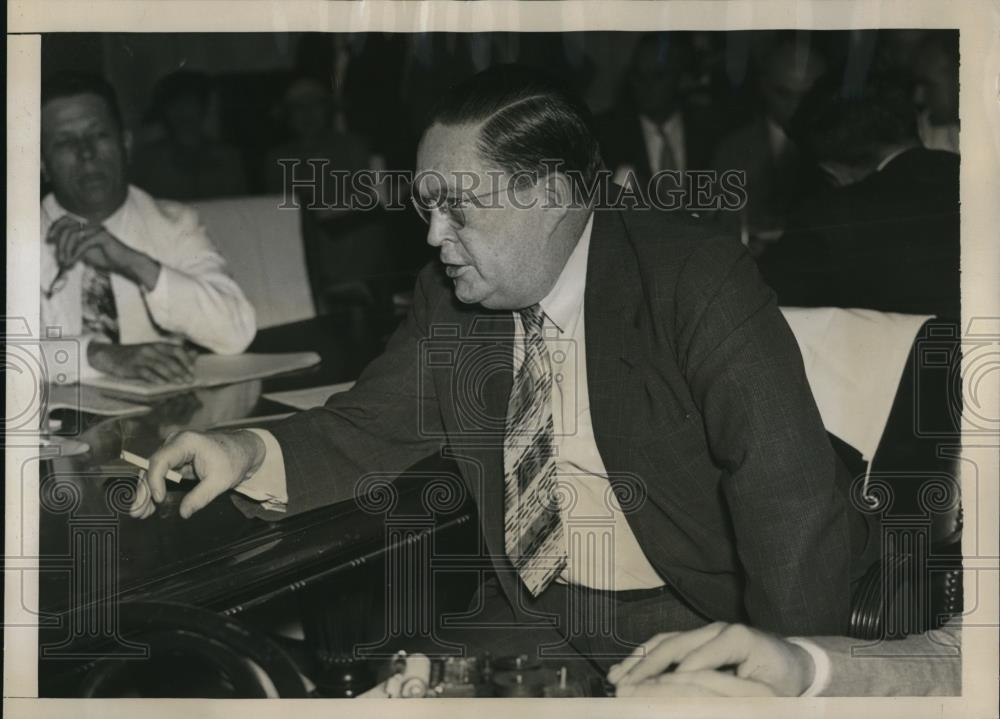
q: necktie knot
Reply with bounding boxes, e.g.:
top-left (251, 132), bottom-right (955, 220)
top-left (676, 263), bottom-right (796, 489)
top-left (520, 304), bottom-right (545, 338)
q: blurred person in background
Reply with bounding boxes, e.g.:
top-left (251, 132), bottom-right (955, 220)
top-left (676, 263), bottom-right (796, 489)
top-left (41, 72), bottom-right (256, 384)
top-left (713, 34), bottom-right (828, 253)
top-left (757, 72), bottom-right (960, 322)
top-left (265, 73), bottom-right (389, 323)
top-left (264, 73), bottom-right (373, 205)
top-left (911, 30), bottom-right (960, 155)
top-left (131, 70), bottom-right (247, 201)
top-left (596, 33), bottom-right (723, 203)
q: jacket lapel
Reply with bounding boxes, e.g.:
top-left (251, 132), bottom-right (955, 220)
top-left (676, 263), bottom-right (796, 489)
top-left (447, 306), bottom-right (513, 575)
top-left (585, 207), bottom-right (643, 488)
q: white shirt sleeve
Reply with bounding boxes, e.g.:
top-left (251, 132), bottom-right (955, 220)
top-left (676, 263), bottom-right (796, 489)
top-left (786, 637), bottom-right (833, 697)
top-left (233, 428), bottom-right (288, 513)
top-left (139, 204), bottom-right (256, 355)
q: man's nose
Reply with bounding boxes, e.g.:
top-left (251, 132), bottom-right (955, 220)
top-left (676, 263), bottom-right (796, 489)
top-left (76, 139), bottom-right (98, 161)
top-left (425, 211), bottom-right (454, 248)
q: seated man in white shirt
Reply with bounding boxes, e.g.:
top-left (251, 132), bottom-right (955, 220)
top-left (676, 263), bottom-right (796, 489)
top-left (40, 72), bottom-right (256, 384)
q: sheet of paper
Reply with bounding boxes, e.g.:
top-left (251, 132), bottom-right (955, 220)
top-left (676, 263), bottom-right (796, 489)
top-left (47, 383), bottom-right (152, 417)
top-left (262, 381), bottom-right (355, 410)
top-left (78, 352), bottom-right (321, 399)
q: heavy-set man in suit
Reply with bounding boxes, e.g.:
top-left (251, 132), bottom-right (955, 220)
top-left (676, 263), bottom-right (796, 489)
top-left (136, 65), bottom-right (876, 671)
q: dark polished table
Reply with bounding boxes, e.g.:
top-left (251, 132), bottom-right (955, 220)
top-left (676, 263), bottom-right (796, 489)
top-left (37, 315), bottom-right (482, 697)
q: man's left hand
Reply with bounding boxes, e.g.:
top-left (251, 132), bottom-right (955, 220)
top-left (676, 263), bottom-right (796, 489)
top-left (606, 622), bottom-right (815, 697)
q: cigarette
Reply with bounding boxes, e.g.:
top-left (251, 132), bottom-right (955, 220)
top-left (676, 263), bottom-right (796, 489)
top-left (120, 450), bottom-right (184, 483)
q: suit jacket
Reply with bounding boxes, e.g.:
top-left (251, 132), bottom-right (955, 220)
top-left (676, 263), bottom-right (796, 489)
top-left (241, 205), bottom-right (876, 637)
top-left (712, 115), bottom-right (824, 234)
top-left (758, 148), bottom-right (961, 322)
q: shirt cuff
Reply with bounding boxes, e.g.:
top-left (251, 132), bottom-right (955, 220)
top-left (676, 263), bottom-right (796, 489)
top-left (233, 428), bottom-right (288, 513)
top-left (786, 637), bottom-right (832, 697)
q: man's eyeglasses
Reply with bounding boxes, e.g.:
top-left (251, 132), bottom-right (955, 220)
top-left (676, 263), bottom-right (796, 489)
top-left (411, 187), bottom-right (508, 229)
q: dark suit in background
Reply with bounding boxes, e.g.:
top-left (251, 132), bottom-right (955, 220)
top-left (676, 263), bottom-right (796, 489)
top-left (758, 148), bottom-right (960, 321)
top-left (595, 104), bottom-right (721, 190)
top-left (236, 203), bottom-right (876, 643)
top-left (712, 114), bottom-right (824, 237)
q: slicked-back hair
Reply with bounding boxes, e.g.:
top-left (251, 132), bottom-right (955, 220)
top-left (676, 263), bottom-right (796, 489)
top-left (424, 64), bottom-right (603, 203)
top-left (41, 71), bottom-right (124, 131)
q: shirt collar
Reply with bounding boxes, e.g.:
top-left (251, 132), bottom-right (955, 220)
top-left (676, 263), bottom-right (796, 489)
top-left (538, 211), bottom-right (594, 333)
top-left (639, 111), bottom-right (682, 138)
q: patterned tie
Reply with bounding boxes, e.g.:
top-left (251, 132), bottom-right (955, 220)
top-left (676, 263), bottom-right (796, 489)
top-left (81, 264), bottom-right (120, 343)
top-left (503, 304), bottom-right (567, 596)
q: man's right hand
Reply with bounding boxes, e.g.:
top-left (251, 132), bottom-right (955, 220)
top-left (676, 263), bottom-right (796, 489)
top-left (88, 341), bottom-right (197, 384)
top-left (130, 429), bottom-right (266, 520)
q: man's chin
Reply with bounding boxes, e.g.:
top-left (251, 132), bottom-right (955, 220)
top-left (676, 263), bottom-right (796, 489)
top-left (452, 277), bottom-right (491, 307)
top-left (69, 185), bottom-right (125, 219)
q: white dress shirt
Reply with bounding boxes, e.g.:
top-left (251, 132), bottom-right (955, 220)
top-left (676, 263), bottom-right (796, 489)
top-left (41, 185), bottom-right (256, 378)
top-left (516, 213), bottom-right (666, 590)
top-left (639, 111), bottom-right (687, 175)
top-left (238, 214), bottom-right (665, 591)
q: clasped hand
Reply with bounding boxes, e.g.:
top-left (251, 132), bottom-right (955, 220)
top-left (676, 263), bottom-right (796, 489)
top-left (46, 215), bottom-right (161, 290)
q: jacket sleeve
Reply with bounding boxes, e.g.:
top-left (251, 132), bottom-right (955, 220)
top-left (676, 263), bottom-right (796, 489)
top-left (142, 205), bottom-right (256, 354)
top-left (814, 621), bottom-right (961, 696)
top-left (675, 234), bottom-right (853, 636)
top-left (233, 264), bottom-right (447, 520)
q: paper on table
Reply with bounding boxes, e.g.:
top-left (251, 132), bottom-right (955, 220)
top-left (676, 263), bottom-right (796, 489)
top-left (79, 352), bottom-right (321, 398)
top-left (262, 381), bottom-right (356, 410)
top-left (47, 383), bottom-right (151, 417)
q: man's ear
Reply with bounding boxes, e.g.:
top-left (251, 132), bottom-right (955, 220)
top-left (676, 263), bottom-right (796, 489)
top-left (40, 155), bottom-right (50, 183)
top-left (539, 172), bottom-right (576, 235)
top-left (541, 171), bottom-right (577, 218)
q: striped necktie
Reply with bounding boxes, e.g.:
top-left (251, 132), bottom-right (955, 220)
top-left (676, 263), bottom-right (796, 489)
top-left (503, 304), bottom-right (567, 596)
top-left (81, 264), bottom-right (120, 344)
